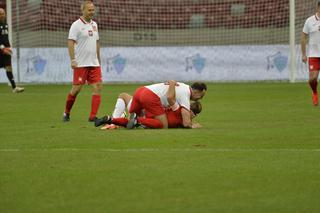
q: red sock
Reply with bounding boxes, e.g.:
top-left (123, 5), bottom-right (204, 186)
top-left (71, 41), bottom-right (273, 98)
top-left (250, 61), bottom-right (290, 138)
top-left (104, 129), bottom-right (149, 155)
top-left (309, 80), bottom-right (318, 95)
top-left (90, 94), bottom-right (101, 118)
top-left (112, 118), bottom-right (128, 127)
top-left (65, 93), bottom-right (76, 114)
top-left (137, 118), bottom-right (163, 129)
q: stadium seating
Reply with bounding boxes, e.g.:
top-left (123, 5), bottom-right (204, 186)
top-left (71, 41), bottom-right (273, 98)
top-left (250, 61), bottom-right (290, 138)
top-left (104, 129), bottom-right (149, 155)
top-left (10, 0), bottom-right (290, 31)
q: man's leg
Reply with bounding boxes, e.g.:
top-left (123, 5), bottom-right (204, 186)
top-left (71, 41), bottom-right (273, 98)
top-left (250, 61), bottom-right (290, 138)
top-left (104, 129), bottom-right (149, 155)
top-left (138, 117), bottom-right (164, 129)
top-left (128, 87), bottom-right (144, 115)
top-left (88, 67), bottom-right (103, 121)
top-left (5, 66), bottom-right (24, 93)
top-left (63, 85), bottom-right (82, 121)
top-left (138, 88), bottom-right (168, 128)
top-left (5, 66), bottom-right (16, 89)
top-left (113, 117), bottom-right (163, 129)
top-left (89, 82), bottom-right (102, 121)
top-left (112, 93), bottom-right (132, 118)
top-left (308, 67), bottom-right (319, 106)
top-left (308, 58), bottom-right (320, 106)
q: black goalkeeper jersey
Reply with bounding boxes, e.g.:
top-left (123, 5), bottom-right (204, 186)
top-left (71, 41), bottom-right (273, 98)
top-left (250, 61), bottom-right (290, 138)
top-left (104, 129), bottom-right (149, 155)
top-left (0, 21), bottom-right (10, 47)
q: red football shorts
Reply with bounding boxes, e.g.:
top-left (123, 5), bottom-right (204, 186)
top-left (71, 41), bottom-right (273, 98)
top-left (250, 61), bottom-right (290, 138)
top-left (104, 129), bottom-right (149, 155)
top-left (73, 66), bottom-right (102, 85)
top-left (129, 87), bottom-right (165, 118)
top-left (166, 107), bottom-right (183, 128)
top-left (308, 58), bottom-right (320, 72)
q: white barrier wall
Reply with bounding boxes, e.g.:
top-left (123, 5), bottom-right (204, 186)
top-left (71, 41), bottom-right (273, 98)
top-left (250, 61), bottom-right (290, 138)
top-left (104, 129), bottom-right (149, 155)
top-left (0, 46), bottom-right (309, 83)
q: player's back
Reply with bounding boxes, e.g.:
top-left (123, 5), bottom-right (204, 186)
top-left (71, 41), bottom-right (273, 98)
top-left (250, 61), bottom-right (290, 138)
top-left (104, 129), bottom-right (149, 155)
top-left (146, 82), bottom-right (190, 108)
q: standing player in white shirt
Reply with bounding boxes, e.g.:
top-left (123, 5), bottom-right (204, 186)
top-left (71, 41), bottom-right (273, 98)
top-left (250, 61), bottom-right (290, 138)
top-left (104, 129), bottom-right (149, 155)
top-left (63, 1), bottom-right (102, 122)
top-left (301, 2), bottom-right (320, 106)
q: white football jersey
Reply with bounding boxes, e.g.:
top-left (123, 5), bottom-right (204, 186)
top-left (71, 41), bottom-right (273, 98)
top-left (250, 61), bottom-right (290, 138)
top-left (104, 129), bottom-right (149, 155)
top-left (68, 18), bottom-right (100, 67)
top-left (303, 14), bottom-right (320, 57)
top-left (145, 82), bottom-right (191, 110)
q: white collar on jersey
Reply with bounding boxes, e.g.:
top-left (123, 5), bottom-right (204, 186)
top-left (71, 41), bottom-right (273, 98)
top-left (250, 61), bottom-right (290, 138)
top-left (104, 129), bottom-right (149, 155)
top-left (79, 17), bottom-right (92, 24)
top-left (315, 13), bottom-right (320, 21)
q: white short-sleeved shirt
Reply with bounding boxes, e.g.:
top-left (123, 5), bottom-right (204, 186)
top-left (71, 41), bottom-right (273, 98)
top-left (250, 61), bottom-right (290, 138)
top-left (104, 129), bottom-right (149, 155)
top-left (68, 18), bottom-right (100, 67)
top-left (303, 14), bottom-right (320, 57)
top-left (145, 82), bottom-right (191, 110)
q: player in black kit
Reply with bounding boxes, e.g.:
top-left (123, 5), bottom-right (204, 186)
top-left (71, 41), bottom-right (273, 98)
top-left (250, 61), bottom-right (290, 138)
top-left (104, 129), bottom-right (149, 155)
top-left (0, 8), bottom-right (24, 93)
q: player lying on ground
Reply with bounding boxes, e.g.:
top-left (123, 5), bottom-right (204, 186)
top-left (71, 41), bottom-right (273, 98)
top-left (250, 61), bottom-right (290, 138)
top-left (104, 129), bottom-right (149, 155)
top-left (94, 83), bottom-right (202, 129)
top-left (94, 101), bottom-right (202, 129)
top-left (125, 81), bottom-right (206, 128)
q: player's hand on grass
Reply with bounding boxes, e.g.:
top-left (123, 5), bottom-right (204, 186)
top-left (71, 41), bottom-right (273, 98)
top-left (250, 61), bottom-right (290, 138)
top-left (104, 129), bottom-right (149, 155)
top-left (191, 122), bottom-right (202, 129)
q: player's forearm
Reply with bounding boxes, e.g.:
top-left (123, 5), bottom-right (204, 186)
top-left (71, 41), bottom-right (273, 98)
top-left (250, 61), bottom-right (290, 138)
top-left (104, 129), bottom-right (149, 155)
top-left (167, 80), bottom-right (176, 106)
top-left (301, 33), bottom-right (307, 56)
top-left (67, 40), bottom-right (75, 60)
top-left (181, 109), bottom-right (192, 128)
top-left (97, 40), bottom-right (101, 65)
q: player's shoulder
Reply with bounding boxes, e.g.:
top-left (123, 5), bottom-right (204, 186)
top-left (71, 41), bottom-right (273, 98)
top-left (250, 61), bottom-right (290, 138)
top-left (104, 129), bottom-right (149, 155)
top-left (305, 15), bottom-right (316, 24)
top-left (176, 82), bottom-right (190, 91)
top-left (92, 20), bottom-right (98, 26)
top-left (70, 19), bottom-right (80, 27)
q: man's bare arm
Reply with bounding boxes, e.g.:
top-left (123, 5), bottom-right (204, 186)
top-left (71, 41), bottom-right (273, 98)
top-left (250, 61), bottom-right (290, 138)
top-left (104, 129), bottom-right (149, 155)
top-left (68, 39), bottom-right (77, 68)
top-left (181, 108), bottom-right (192, 128)
top-left (166, 80), bottom-right (177, 106)
top-left (301, 32), bottom-right (308, 63)
top-left (97, 40), bottom-right (101, 65)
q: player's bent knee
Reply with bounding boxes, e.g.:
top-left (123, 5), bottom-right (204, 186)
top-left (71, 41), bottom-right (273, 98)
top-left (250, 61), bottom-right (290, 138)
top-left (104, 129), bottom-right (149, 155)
top-left (92, 83), bottom-right (102, 93)
top-left (119, 93), bottom-right (132, 102)
top-left (71, 85), bottom-right (82, 95)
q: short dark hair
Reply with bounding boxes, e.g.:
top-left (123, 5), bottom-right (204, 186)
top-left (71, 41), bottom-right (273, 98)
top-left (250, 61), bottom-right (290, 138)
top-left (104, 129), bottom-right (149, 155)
top-left (190, 101), bottom-right (202, 115)
top-left (81, 0), bottom-right (94, 11)
top-left (191, 82), bottom-right (207, 92)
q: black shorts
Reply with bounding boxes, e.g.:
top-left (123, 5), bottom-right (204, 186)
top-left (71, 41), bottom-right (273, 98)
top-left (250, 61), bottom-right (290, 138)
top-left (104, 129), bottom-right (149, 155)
top-left (0, 52), bottom-right (12, 68)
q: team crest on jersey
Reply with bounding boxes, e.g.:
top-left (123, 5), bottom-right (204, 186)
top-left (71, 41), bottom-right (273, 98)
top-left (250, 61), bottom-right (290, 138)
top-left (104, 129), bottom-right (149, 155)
top-left (88, 30), bottom-right (93, 36)
top-left (92, 26), bottom-right (97, 31)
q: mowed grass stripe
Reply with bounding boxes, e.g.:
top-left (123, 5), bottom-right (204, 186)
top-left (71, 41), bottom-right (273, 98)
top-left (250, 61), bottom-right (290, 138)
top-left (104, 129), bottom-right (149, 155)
top-left (1, 148), bottom-right (320, 152)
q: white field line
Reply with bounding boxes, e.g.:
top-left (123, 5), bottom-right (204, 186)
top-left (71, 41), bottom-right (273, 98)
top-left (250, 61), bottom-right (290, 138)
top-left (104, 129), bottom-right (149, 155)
top-left (0, 148), bottom-right (320, 152)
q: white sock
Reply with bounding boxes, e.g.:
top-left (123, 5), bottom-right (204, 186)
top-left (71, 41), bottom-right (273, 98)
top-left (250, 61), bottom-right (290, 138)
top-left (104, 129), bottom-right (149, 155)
top-left (112, 98), bottom-right (126, 118)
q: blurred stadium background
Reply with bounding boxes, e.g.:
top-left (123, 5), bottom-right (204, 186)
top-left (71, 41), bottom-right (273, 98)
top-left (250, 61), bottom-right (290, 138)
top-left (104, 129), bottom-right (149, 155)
top-left (0, 0), bottom-right (317, 83)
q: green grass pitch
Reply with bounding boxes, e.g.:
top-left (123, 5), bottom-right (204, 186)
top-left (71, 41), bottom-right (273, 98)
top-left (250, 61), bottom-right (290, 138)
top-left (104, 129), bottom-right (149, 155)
top-left (0, 83), bottom-right (319, 213)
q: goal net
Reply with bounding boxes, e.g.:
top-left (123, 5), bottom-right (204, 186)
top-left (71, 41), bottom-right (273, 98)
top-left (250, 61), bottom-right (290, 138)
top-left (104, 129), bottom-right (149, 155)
top-left (2, 0), bottom-right (317, 83)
